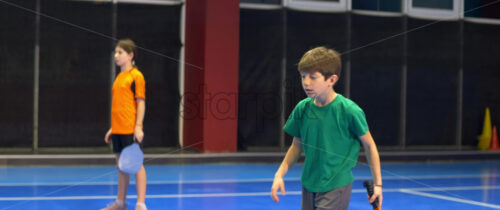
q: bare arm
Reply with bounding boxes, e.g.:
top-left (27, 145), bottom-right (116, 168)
top-left (275, 138), bottom-right (302, 177)
top-left (104, 128), bottom-right (112, 144)
top-left (134, 98), bottom-right (145, 143)
top-left (359, 131), bottom-right (383, 206)
top-left (271, 137), bottom-right (302, 202)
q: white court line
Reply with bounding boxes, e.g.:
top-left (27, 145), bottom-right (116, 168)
top-left (399, 185), bottom-right (500, 192)
top-left (0, 173), bottom-right (496, 186)
top-left (0, 186), bottom-right (498, 202)
top-left (0, 178), bottom-right (299, 187)
top-left (0, 192), bottom-right (301, 201)
top-left (400, 189), bottom-right (500, 209)
top-left (356, 174), bottom-right (499, 181)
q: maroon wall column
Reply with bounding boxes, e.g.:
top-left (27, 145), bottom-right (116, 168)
top-left (183, 0), bottom-right (239, 152)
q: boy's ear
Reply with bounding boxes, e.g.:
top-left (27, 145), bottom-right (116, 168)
top-left (329, 74), bottom-right (339, 85)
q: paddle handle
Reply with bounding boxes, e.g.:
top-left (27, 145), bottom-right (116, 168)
top-left (363, 180), bottom-right (381, 210)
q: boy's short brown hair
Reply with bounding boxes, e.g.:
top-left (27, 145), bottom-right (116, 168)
top-left (298, 46), bottom-right (341, 80)
top-left (116, 38), bottom-right (137, 56)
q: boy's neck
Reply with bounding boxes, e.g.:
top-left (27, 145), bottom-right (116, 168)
top-left (314, 89), bottom-right (337, 107)
top-left (120, 63), bottom-right (134, 72)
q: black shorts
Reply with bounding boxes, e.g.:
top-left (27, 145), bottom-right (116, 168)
top-left (111, 134), bottom-right (135, 153)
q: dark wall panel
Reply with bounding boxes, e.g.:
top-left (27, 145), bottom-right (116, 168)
top-left (406, 18), bottom-right (460, 146)
top-left (462, 22), bottom-right (500, 146)
top-left (38, 0), bottom-right (112, 147)
top-left (238, 9), bottom-right (284, 149)
top-left (350, 14), bottom-right (403, 146)
top-left (0, 0), bottom-right (34, 147)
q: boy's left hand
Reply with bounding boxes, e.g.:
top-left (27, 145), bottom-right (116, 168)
top-left (270, 176), bottom-right (286, 202)
top-left (134, 126), bottom-right (144, 143)
top-left (368, 186), bottom-right (383, 207)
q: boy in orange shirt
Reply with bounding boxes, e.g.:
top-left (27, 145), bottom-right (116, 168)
top-left (102, 39), bottom-right (147, 210)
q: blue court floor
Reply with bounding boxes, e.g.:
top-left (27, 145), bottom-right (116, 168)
top-left (0, 161), bottom-right (499, 209)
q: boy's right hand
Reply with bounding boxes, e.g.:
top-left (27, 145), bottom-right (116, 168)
top-left (270, 176), bottom-right (286, 202)
top-left (104, 129), bottom-right (112, 144)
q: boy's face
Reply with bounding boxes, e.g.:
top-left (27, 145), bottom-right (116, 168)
top-left (114, 46), bottom-right (134, 67)
top-left (300, 71), bottom-right (336, 98)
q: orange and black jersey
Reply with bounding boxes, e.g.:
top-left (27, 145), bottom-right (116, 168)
top-left (111, 67), bottom-right (145, 134)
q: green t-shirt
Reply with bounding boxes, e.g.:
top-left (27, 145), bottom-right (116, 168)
top-left (284, 94), bottom-right (369, 192)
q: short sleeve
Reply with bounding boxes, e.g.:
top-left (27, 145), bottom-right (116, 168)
top-left (283, 103), bottom-right (303, 138)
top-left (350, 107), bottom-right (369, 137)
top-left (133, 71), bottom-right (146, 99)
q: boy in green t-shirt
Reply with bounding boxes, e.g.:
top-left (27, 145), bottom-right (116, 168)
top-left (271, 46), bottom-right (383, 210)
